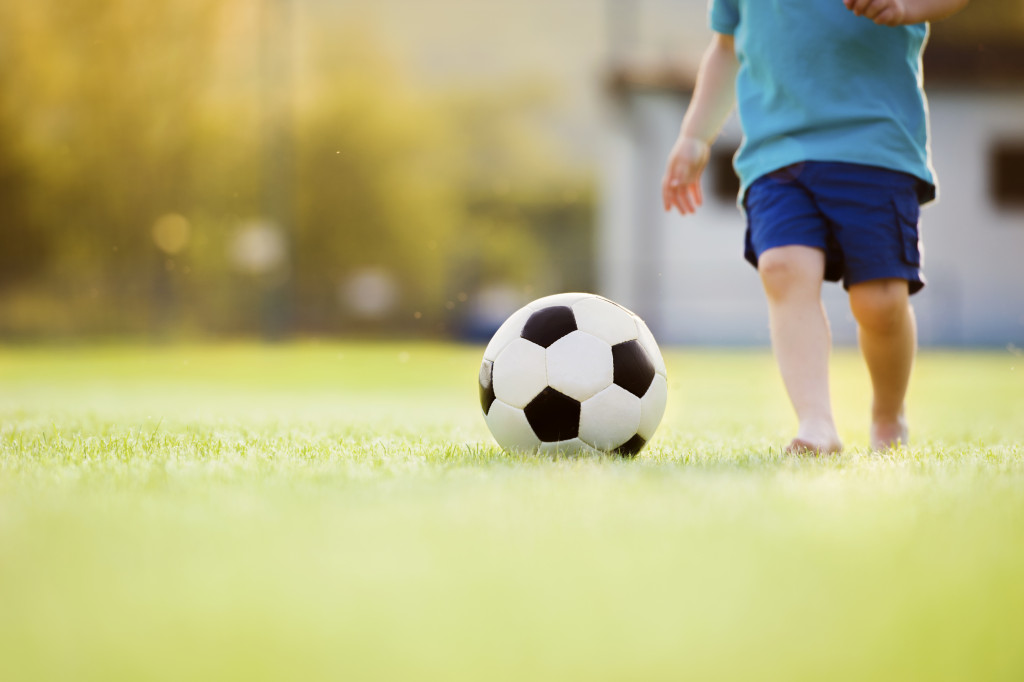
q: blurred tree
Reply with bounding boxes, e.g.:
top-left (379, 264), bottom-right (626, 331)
top-left (0, 114), bottom-right (46, 290)
top-left (0, 0), bottom-right (227, 334)
top-left (291, 31), bottom-right (462, 333)
top-left (442, 84), bottom-right (595, 315)
top-left (0, 0), bottom-right (594, 339)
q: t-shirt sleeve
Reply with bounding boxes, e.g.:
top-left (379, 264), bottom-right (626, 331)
top-left (708, 0), bottom-right (739, 35)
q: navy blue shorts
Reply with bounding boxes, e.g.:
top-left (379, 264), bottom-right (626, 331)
top-left (743, 161), bottom-right (927, 294)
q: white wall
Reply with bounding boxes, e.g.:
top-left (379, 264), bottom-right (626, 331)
top-left (918, 90), bottom-right (1024, 346)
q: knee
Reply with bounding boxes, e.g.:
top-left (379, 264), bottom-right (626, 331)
top-left (758, 247), bottom-right (822, 301)
top-left (849, 279), bottom-right (909, 333)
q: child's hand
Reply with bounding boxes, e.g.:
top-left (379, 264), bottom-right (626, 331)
top-left (661, 136), bottom-right (710, 215)
top-left (843, 0), bottom-right (907, 26)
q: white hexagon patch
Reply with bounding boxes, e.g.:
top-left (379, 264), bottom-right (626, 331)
top-left (492, 338), bottom-right (548, 409)
top-left (572, 296), bottom-right (638, 345)
top-left (485, 400), bottom-right (541, 451)
top-left (579, 384), bottom-right (642, 451)
top-left (546, 330), bottom-right (613, 402)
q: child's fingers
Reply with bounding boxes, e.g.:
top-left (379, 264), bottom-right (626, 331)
top-left (680, 182), bottom-right (701, 215)
top-left (670, 185), bottom-right (689, 215)
top-left (862, 0), bottom-right (889, 20)
top-left (662, 153), bottom-right (705, 215)
top-left (873, 7), bottom-right (901, 25)
top-left (684, 184), bottom-right (699, 213)
top-left (684, 186), bottom-right (698, 214)
top-left (662, 176), bottom-right (677, 213)
top-left (662, 173), bottom-right (684, 212)
top-left (844, 0), bottom-right (875, 16)
top-left (661, 166), bottom-right (677, 211)
top-left (662, 169), bottom-right (685, 214)
top-left (665, 185), bottom-right (679, 214)
top-left (843, 0), bottom-right (865, 15)
top-left (671, 182), bottom-right (694, 215)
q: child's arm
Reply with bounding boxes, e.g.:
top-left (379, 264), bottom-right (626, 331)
top-left (662, 33), bottom-right (738, 216)
top-left (843, 0), bottom-right (970, 26)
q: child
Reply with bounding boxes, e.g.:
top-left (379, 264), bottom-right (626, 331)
top-left (661, 0), bottom-right (970, 453)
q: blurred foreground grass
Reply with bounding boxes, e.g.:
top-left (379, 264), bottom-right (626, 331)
top-left (1, 342), bottom-right (1023, 682)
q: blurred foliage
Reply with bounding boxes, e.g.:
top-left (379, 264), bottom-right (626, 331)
top-left (0, 0), bottom-right (593, 339)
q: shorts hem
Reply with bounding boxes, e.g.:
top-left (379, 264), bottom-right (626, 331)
top-left (744, 237), bottom-right (828, 268)
top-left (843, 265), bottom-right (926, 295)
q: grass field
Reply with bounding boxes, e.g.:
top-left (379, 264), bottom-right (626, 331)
top-left (1, 342), bottom-right (1023, 682)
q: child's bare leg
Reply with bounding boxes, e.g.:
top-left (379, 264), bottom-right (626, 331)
top-left (849, 278), bottom-right (916, 449)
top-left (759, 245), bottom-right (842, 453)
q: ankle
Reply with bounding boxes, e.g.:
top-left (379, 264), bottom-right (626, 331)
top-left (871, 420), bottom-right (909, 450)
top-left (796, 417), bottom-right (841, 448)
top-left (871, 403), bottom-right (906, 425)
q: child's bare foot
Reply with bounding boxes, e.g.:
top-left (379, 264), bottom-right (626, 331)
top-left (785, 437), bottom-right (843, 455)
top-left (784, 421), bottom-right (843, 455)
top-left (871, 415), bottom-right (908, 450)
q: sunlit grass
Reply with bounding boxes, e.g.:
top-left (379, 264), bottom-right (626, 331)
top-left (1, 342), bottom-right (1022, 682)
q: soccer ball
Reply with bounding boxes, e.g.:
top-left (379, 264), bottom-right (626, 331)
top-left (478, 292), bottom-right (668, 456)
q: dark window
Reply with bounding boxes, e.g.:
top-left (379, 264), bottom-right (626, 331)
top-left (991, 142), bottom-right (1024, 209)
top-left (710, 146), bottom-right (741, 202)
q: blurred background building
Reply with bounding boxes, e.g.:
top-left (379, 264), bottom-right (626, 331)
top-left (0, 0), bottom-right (1021, 345)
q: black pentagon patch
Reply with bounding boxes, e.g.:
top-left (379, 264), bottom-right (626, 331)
top-left (612, 340), bottom-right (656, 398)
top-left (521, 306), bottom-right (577, 348)
top-left (614, 434), bottom-right (647, 458)
top-left (524, 387), bottom-right (580, 442)
top-left (479, 359), bottom-right (496, 414)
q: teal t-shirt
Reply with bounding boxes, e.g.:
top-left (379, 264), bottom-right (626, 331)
top-left (709, 0), bottom-right (936, 203)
